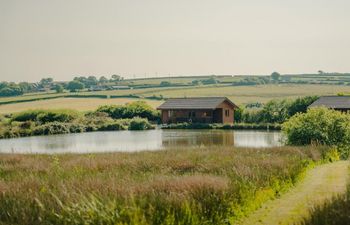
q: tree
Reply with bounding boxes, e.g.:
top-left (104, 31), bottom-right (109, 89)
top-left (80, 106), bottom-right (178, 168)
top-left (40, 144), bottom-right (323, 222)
top-left (233, 107), bottom-right (244, 123)
top-left (160, 81), bottom-right (171, 87)
top-left (0, 86), bottom-right (23, 97)
top-left (54, 84), bottom-right (64, 93)
top-left (99, 76), bottom-right (108, 84)
top-left (86, 76), bottom-right (98, 86)
top-left (270, 72), bottom-right (281, 81)
top-left (18, 82), bottom-right (33, 93)
top-left (67, 81), bottom-right (85, 92)
top-left (111, 74), bottom-right (122, 82)
top-left (282, 107), bottom-right (350, 158)
top-left (260, 99), bottom-right (290, 123)
top-left (192, 80), bottom-right (202, 86)
top-left (287, 96), bottom-right (318, 117)
top-left (40, 78), bottom-right (54, 86)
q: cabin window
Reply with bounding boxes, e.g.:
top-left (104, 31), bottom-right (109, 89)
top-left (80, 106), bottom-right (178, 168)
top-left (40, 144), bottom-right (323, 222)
top-left (225, 109), bottom-right (230, 117)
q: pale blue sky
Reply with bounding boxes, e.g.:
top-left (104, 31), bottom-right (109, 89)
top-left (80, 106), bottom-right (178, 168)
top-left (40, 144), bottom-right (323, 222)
top-left (1, 0), bottom-right (350, 82)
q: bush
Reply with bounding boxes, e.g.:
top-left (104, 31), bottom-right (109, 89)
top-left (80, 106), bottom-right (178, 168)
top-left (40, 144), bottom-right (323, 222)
top-left (128, 117), bottom-right (153, 130)
top-left (239, 96), bottom-right (318, 124)
top-left (36, 110), bottom-right (81, 124)
top-left (68, 123), bottom-right (86, 133)
top-left (11, 110), bottom-right (43, 122)
top-left (32, 122), bottom-right (71, 135)
top-left (282, 107), bottom-right (350, 159)
top-left (12, 109), bottom-right (81, 124)
top-left (98, 122), bottom-right (126, 131)
top-left (97, 101), bottom-right (160, 121)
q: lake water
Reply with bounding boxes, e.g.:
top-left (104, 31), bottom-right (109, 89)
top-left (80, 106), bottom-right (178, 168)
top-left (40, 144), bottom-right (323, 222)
top-left (0, 129), bottom-right (283, 154)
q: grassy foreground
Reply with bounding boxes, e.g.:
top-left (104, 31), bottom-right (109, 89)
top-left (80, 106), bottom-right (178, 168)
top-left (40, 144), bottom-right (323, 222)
top-left (0, 146), bottom-right (324, 225)
top-left (299, 172), bottom-right (350, 225)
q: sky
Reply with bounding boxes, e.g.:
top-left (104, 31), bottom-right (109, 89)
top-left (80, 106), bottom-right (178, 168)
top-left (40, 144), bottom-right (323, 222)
top-left (0, 0), bottom-right (350, 82)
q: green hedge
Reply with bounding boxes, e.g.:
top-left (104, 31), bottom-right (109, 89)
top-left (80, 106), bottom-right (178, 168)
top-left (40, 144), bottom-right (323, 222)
top-left (11, 109), bottom-right (81, 124)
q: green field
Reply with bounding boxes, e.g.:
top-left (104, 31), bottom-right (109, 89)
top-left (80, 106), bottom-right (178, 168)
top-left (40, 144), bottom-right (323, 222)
top-left (0, 84), bottom-right (349, 113)
top-left (0, 98), bottom-right (162, 113)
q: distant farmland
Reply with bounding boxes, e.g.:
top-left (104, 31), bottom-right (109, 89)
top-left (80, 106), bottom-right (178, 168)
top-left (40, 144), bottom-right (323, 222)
top-left (0, 83), bottom-right (349, 113)
top-left (0, 98), bottom-right (163, 113)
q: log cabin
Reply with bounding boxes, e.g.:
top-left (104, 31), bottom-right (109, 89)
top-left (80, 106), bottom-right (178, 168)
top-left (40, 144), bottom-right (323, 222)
top-left (157, 97), bottom-right (238, 124)
top-left (308, 96), bottom-right (350, 112)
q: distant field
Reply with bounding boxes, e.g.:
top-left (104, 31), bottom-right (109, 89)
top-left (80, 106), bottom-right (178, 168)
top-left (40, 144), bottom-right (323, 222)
top-left (139, 84), bottom-right (350, 104)
top-left (0, 98), bottom-right (163, 114)
top-left (0, 84), bottom-right (349, 113)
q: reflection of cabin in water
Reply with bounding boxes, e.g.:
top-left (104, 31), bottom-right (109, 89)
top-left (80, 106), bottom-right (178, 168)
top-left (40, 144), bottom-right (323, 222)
top-left (309, 96), bottom-right (350, 112)
top-left (157, 97), bottom-right (238, 124)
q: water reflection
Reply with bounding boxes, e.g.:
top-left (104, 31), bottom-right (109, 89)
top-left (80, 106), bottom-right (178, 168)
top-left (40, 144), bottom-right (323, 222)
top-left (0, 129), bottom-right (283, 154)
top-left (162, 130), bottom-right (235, 147)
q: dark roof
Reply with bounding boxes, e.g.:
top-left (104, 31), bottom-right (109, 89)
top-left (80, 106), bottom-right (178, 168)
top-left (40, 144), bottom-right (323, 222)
top-left (157, 97), bottom-right (238, 110)
top-left (309, 96), bottom-right (350, 109)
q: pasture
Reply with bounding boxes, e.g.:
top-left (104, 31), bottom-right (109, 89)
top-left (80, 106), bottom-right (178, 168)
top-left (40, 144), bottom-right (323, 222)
top-left (0, 97), bottom-right (162, 113)
top-left (140, 84), bottom-right (350, 104)
top-left (0, 84), bottom-right (349, 113)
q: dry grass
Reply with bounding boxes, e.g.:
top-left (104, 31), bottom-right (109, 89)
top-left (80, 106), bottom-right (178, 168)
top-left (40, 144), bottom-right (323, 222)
top-left (141, 84), bottom-right (350, 104)
top-left (0, 97), bottom-right (163, 113)
top-left (0, 146), bottom-right (323, 225)
top-left (1, 83), bottom-right (348, 109)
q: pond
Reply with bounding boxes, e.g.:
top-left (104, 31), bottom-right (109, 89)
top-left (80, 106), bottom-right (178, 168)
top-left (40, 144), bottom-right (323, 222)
top-left (0, 129), bottom-right (283, 154)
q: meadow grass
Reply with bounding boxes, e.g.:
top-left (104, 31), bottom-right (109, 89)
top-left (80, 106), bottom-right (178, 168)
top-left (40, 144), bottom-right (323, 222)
top-left (0, 146), bottom-right (324, 225)
top-left (141, 84), bottom-right (350, 104)
top-left (0, 84), bottom-right (349, 110)
top-left (299, 172), bottom-right (350, 225)
top-left (0, 98), bottom-right (163, 113)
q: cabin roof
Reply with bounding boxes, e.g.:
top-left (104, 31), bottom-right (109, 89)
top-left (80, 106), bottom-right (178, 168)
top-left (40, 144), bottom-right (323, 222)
top-left (309, 96), bottom-right (350, 109)
top-left (157, 97), bottom-right (238, 110)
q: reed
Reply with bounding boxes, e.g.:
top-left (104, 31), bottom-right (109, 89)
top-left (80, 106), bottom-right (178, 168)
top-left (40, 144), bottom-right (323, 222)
top-left (0, 146), bottom-right (324, 225)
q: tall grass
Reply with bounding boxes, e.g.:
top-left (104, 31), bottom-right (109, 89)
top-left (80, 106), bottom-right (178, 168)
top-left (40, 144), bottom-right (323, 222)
top-left (299, 178), bottom-right (350, 225)
top-left (0, 146), bottom-right (323, 225)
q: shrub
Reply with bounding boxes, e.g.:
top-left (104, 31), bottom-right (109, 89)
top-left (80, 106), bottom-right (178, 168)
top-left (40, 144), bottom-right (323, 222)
top-left (36, 110), bottom-right (81, 124)
top-left (282, 107), bottom-right (350, 159)
top-left (128, 117), bottom-right (153, 130)
top-left (32, 122), bottom-right (71, 135)
top-left (18, 121), bottom-right (34, 129)
top-left (11, 109), bottom-right (81, 124)
top-left (239, 96), bottom-right (318, 124)
top-left (83, 111), bottom-right (114, 131)
top-left (97, 101), bottom-right (160, 121)
top-left (68, 123), bottom-right (86, 133)
top-left (11, 110), bottom-right (43, 122)
top-left (98, 122), bottom-right (126, 131)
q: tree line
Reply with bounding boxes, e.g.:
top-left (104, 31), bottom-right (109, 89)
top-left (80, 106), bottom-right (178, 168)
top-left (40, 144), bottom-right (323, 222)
top-left (0, 75), bottom-right (124, 97)
top-left (234, 96), bottom-right (318, 124)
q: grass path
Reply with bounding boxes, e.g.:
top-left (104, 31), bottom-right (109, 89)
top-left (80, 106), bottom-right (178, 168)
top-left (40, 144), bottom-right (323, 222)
top-left (239, 161), bottom-right (349, 225)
